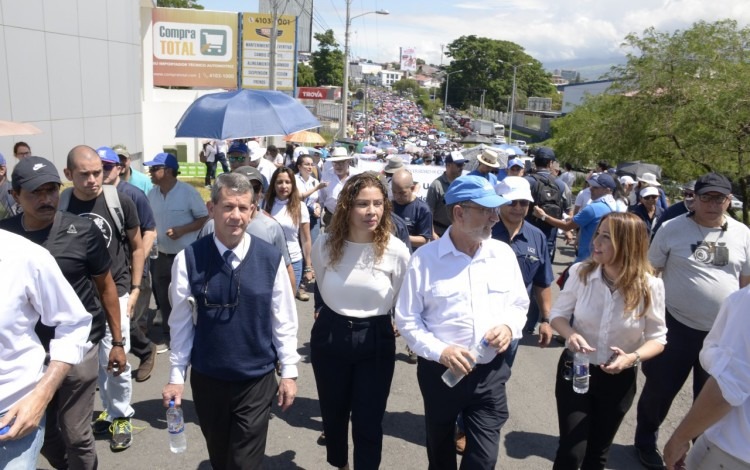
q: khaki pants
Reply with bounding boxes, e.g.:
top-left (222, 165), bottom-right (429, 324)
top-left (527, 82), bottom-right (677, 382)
top-left (686, 434), bottom-right (750, 470)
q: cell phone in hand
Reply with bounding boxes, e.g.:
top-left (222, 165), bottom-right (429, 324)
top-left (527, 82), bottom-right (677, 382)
top-left (604, 351), bottom-right (618, 366)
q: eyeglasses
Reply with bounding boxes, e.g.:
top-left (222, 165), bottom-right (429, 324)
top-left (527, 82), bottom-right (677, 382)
top-left (148, 166), bottom-right (165, 173)
top-left (698, 194), bottom-right (729, 204)
top-left (228, 155), bottom-right (246, 162)
top-left (16, 151), bottom-right (31, 157)
top-left (103, 163), bottom-right (120, 171)
top-left (460, 204), bottom-right (499, 217)
top-left (508, 200), bottom-right (530, 207)
top-left (642, 195), bottom-right (658, 200)
top-left (202, 264), bottom-right (243, 309)
top-left (683, 192), bottom-right (695, 199)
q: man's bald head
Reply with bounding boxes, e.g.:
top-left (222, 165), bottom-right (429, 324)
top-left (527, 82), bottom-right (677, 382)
top-left (66, 145), bottom-right (99, 170)
top-left (391, 169), bottom-right (415, 205)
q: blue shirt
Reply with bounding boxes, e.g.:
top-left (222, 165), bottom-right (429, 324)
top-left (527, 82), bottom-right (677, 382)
top-left (392, 198), bottom-right (432, 252)
top-left (492, 220), bottom-right (553, 295)
top-left (128, 169), bottom-right (153, 195)
top-left (573, 197), bottom-right (613, 262)
top-left (468, 169), bottom-right (498, 186)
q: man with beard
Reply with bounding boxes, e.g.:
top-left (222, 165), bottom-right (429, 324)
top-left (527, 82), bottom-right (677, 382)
top-left (396, 175), bottom-right (528, 469)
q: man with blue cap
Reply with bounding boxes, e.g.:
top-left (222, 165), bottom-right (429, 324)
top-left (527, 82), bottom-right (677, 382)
top-left (145, 152), bottom-right (209, 354)
top-left (396, 175), bottom-right (529, 469)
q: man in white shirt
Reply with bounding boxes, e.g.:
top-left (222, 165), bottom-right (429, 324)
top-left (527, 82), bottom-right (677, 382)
top-left (318, 147), bottom-right (357, 227)
top-left (0, 230), bottom-right (92, 469)
top-left (162, 173), bottom-right (299, 470)
top-left (396, 175), bottom-right (529, 470)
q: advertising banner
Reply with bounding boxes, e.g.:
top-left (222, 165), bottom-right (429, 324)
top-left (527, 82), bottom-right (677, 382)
top-left (400, 47), bottom-right (417, 72)
top-left (297, 87), bottom-right (340, 100)
top-left (356, 158), bottom-right (444, 200)
top-left (152, 8), bottom-right (238, 88)
top-left (241, 13), bottom-right (297, 91)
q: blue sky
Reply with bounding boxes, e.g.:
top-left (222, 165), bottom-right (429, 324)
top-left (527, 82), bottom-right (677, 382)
top-left (200, 0), bottom-right (750, 75)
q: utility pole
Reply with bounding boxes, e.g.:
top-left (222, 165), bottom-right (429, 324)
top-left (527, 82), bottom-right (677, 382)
top-left (268, 0), bottom-right (287, 91)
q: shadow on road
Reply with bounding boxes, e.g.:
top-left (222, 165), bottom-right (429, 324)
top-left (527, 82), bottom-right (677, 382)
top-left (264, 450), bottom-right (308, 469)
top-left (383, 410), bottom-right (426, 445)
top-left (270, 396), bottom-right (323, 433)
top-left (504, 430), bottom-right (557, 462)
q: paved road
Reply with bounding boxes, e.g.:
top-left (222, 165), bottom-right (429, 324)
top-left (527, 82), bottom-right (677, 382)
top-left (38, 240), bottom-right (694, 469)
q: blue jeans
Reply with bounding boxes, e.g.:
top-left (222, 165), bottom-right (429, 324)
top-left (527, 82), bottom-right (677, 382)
top-left (291, 258), bottom-right (303, 290)
top-left (0, 414), bottom-right (46, 470)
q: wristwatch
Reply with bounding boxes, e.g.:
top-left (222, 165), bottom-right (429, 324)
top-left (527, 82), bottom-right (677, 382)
top-left (539, 318), bottom-right (550, 324)
top-left (631, 351), bottom-right (641, 368)
top-left (112, 340), bottom-right (126, 348)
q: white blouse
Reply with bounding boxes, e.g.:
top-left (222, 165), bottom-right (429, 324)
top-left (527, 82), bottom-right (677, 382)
top-left (550, 262), bottom-right (667, 364)
top-left (295, 173), bottom-right (320, 210)
top-left (312, 234), bottom-right (410, 318)
top-left (269, 199), bottom-right (309, 263)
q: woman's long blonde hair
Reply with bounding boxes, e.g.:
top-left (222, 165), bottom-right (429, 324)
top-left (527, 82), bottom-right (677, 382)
top-left (578, 212), bottom-right (653, 318)
top-left (325, 172), bottom-right (393, 267)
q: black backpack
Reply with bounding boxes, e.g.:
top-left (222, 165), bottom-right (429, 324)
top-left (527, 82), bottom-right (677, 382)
top-left (529, 173), bottom-right (563, 220)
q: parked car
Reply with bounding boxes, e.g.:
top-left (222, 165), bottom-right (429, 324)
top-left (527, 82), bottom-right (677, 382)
top-left (731, 195), bottom-right (743, 210)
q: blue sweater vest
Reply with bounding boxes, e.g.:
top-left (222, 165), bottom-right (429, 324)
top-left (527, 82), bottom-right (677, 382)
top-left (184, 235), bottom-right (283, 381)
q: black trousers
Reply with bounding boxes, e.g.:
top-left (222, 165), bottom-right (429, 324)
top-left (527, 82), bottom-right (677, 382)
top-left (152, 253), bottom-right (176, 337)
top-left (553, 351), bottom-right (636, 470)
top-left (417, 353), bottom-right (510, 470)
top-left (635, 312), bottom-right (709, 449)
top-left (310, 307), bottom-right (396, 469)
top-left (191, 368), bottom-right (277, 470)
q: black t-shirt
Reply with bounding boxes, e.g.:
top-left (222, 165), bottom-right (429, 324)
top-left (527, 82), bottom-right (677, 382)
top-left (0, 212), bottom-right (112, 346)
top-left (67, 191), bottom-right (140, 296)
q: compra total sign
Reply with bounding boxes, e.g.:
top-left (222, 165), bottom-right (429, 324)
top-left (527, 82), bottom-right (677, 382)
top-left (152, 8), bottom-right (238, 88)
top-left (154, 22), bottom-right (232, 61)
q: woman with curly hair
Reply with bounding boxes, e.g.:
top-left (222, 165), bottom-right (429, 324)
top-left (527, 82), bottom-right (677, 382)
top-left (310, 172), bottom-right (411, 470)
top-left (263, 167), bottom-right (313, 300)
top-left (550, 211), bottom-right (667, 469)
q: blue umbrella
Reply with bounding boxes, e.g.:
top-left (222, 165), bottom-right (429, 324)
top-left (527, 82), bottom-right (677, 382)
top-left (175, 89), bottom-right (320, 140)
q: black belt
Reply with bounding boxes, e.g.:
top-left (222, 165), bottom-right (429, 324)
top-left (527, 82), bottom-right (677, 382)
top-left (319, 305), bottom-right (390, 330)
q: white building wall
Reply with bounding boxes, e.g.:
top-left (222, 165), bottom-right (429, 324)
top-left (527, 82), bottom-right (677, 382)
top-left (0, 0), bottom-right (143, 175)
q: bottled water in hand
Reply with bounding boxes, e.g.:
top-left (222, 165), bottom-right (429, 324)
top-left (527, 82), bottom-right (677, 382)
top-left (442, 338), bottom-right (491, 388)
top-left (573, 352), bottom-right (590, 394)
top-left (149, 238), bottom-right (159, 260)
top-left (167, 400), bottom-right (187, 453)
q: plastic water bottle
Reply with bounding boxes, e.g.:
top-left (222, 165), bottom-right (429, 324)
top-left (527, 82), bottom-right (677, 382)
top-left (573, 352), bottom-right (590, 394)
top-left (166, 400), bottom-right (187, 453)
top-left (442, 338), bottom-right (491, 387)
top-left (149, 238), bottom-right (159, 260)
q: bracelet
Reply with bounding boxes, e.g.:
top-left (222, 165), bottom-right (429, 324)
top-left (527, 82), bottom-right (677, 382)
top-left (541, 214), bottom-right (547, 222)
top-left (303, 267), bottom-right (313, 273)
top-left (131, 285), bottom-right (141, 291)
top-left (539, 318), bottom-right (550, 324)
top-left (111, 341), bottom-right (125, 347)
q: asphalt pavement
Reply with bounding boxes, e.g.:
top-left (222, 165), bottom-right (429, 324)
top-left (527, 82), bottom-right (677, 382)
top-left (37, 239), bottom-right (694, 469)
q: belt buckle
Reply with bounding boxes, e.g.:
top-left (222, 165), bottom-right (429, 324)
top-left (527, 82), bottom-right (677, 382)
top-left (347, 320), bottom-right (353, 329)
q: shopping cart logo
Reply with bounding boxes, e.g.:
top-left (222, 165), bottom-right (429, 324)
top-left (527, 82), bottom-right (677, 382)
top-left (200, 29), bottom-right (227, 56)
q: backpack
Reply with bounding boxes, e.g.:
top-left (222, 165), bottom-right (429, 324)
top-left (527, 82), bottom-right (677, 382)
top-left (529, 173), bottom-right (563, 220)
top-left (59, 185), bottom-right (126, 241)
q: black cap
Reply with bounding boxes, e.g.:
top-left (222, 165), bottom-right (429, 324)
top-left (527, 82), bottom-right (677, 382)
top-left (12, 156), bottom-right (61, 191)
top-left (534, 146), bottom-right (556, 167)
top-left (695, 172), bottom-right (731, 195)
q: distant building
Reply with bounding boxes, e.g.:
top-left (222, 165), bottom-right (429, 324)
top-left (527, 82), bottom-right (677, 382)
top-left (527, 97), bottom-right (553, 112)
top-left (560, 70), bottom-right (579, 82)
top-left (378, 70), bottom-right (403, 87)
top-left (350, 62), bottom-right (383, 83)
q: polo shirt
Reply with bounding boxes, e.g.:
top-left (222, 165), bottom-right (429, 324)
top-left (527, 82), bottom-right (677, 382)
top-left (492, 220), bottom-right (553, 295)
top-left (573, 197), bottom-right (614, 262)
top-left (148, 181), bottom-right (209, 255)
top-left (128, 169), bottom-right (153, 195)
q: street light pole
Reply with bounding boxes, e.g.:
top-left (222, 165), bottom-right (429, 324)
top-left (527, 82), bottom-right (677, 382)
top-left (500, 61), bottom-right (531, 143)
top-left (338, 3), bottom-right (389, 140)
top-left (443, 69), bottom-right (463, 110)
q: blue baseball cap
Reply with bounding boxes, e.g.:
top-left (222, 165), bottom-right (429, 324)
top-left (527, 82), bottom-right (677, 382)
top-left (587, 173), bottom-right (616, 191)
top-left (96, 146), bottom-right (120, 165)
top-left (508, 157), bottom-right (524, 169)
top-left (228, 142), bottom-right (249, 155)
top-left (144, 152), bottom-right (179, 170)
top-left (445, 175), bottom-right (509, 208)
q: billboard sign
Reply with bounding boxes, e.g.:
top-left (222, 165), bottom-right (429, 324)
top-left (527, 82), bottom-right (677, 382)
top-left (152, 8), bottom-right (238, 88)
top-left (241, 13), bottom-right (297, 91)
top-left (297, 87), bottom-right (340, 100)
top-left (400, 47), bottom-right (417, 72)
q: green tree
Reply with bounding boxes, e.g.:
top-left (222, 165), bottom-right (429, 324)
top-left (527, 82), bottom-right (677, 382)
top-left (310, 30), bottom-right (343, 86)
top-left (296, 63), bottom-right (316, 87)
top-left (392, 78), bottom-right (420, 96)
top-left (548, 19), bottom-right (750, 222)
top-left (156, 0), bottom-right (204, 8)
top-left (442, 35), bottom-right (554, 110)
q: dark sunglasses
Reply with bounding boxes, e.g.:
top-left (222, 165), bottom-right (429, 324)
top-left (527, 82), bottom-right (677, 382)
top-left (103, 163), bottom-right (120, 171)
top-left (148, 166), bottom-right (165, 173)
top-left (228, 155), bottom-right (246, 162)
top-left (508, 200), bottom-right (530, 207)
top-left (642, 195), bottom-right (658, 200)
